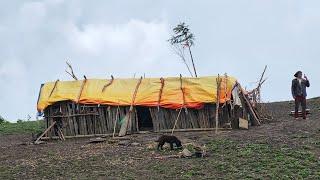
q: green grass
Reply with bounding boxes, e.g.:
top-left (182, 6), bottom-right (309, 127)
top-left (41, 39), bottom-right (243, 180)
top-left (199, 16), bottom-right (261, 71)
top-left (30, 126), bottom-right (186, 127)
top-left (0, 120), bottom-right (45, 135)
top-left (1, 137), bottom-right (319, 179)
top-left (206, 139), bottom-right (320, 179)
top-left (147, 139), bottom-right (320, 179)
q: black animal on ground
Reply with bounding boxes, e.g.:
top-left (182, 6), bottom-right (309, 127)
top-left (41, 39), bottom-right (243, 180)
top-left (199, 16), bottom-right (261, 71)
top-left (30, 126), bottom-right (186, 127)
top-left (156, 135), bottom-right (182, 150)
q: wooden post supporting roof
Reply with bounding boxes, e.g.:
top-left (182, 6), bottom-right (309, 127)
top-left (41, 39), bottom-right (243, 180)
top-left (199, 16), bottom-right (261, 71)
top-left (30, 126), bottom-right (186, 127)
top-left (112, 105), bottom-right (120, 138)
top-left (215, 74), bottom-right (222, 134)
top-left (119, 77), bottom-right (143, 137)
top-left (76, 77), bottom-right (87, 103)
top-left (180, 74), bottom-right (187, 113)
top-left (157, 77), bottom-right (165, 112)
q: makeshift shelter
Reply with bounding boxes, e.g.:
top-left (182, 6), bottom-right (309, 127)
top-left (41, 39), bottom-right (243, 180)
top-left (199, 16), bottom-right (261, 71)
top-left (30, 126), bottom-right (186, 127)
top-left (37, 75), bottom-right (260, 139)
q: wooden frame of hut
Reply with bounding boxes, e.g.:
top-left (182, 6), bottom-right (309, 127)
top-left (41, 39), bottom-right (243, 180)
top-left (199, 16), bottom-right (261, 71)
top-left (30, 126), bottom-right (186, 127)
top-left (36, 75), bottom-right (260, 140)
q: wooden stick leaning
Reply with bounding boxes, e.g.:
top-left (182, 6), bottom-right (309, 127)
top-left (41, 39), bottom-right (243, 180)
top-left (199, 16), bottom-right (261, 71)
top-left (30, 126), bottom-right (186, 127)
top-left (102, 75), bottom-right (114, 92)
top-left (35, 121), bottom-right (57, 144)
top-left (48, 79), bottom-right (59, 98)
top-left (237, 83), bottom-right (261, 126)
top-left (215, 74), bottom-right (222, 134)
top-left (112, 105), bottom-right (120, 138)
top-left (257, 65), bottom-right (267, 89)
top-left (171, 107), bottom-right (183, 135)
top-left (171, 74), bottom-right (187, 135)
top-left (119, 77), bottom-right (143, 136)
top-left (58, 128), bottom-right (65, 141)
top-left (76, 77), bottom-right (87, 103)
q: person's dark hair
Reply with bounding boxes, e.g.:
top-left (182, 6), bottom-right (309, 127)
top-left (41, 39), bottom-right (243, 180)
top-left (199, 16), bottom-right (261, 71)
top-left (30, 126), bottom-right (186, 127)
top-left (294, 71), bottom-right (302, 77)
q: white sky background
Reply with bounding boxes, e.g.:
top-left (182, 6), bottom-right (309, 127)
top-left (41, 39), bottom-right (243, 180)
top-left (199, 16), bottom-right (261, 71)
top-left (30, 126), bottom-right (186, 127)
top-left (0, 0), bottom-right (319, 121)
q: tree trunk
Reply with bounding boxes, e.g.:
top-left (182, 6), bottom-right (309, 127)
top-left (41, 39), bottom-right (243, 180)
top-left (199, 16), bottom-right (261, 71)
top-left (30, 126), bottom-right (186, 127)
top-left (187, 43), bottom-right (197, 77)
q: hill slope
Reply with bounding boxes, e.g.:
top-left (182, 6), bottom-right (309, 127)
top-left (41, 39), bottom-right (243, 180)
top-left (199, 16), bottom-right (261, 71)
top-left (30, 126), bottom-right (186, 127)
top-left (0, 99), bottom-right (319, 179)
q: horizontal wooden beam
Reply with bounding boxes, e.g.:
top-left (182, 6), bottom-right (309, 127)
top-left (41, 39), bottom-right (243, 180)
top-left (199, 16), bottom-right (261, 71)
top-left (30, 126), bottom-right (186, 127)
top-left (158, 128), bottom-right (232, 133)
top-left (44, 113), bottom-right (99, 118)
top-left (41, 133), bottom-right (113, 140)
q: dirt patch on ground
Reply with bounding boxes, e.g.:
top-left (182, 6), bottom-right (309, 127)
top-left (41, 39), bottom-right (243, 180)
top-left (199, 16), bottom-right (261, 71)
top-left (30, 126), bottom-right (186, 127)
top-left (1, 98), bottom-right (320, 179)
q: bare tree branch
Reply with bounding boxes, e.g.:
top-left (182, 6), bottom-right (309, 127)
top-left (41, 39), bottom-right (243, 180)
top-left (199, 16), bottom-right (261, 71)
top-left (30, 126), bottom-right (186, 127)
top-left (170, 44), bottom-right (194, 77)
top-left (65, 61), bottom-right (78, 80)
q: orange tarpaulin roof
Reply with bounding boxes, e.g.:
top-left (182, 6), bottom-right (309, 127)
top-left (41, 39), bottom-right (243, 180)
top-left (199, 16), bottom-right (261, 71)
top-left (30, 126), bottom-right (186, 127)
top-left (37, 76), bottom-right (237, 111)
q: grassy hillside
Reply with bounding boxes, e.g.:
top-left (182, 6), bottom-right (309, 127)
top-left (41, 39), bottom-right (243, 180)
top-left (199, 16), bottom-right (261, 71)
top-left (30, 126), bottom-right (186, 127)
top-left (0, 98), bottom-right (320, 179)
top-left (0, 120), bottom-right (44, 135)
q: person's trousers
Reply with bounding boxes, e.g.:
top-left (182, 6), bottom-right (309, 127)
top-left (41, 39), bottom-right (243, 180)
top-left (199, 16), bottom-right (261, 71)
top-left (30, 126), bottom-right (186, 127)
top-left (295, 95), bottom-right (307, 119)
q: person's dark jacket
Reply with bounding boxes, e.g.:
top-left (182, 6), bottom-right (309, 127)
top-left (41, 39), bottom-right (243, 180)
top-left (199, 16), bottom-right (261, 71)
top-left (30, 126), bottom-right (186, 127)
top-left (291, 78), bottom-right (310, 98)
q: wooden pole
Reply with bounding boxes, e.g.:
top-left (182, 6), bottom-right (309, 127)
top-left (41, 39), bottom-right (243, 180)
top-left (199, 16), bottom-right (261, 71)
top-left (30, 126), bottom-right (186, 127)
top-left (186, 39), bottom-right (197, 77)
top-left (180, 74), bottom-right (188, 113)
top-left (171, 107), bottom-right (183, 135)
top-left (258, 65), bottom-right (267, 89)
top-left (119, 77), bottom-right (143, 136)
top-left (40, 133), bottom-right (114, 140)
top-left (102, 75), bottom-right (114, 92)
top-left (215, 74), bottom-right (222, 134)
top-left (48, 79), bottom-right (59, 98)
top-left (157, 78), bottom-right (165, 112)
top-left (76, 78), bottom-right (87, 103)
top-left (161, 127), bottom-right (232, 133)
top-left (112, 105), bottom-right (120, 138)
top-left (58, 128), bottom-right (65, 141)
top-left (237, 83), bottom-right (261, 126)
top-left (35, 121), bottom-right (56, 143)
top-left (44, 113), bottom-right (99, 118)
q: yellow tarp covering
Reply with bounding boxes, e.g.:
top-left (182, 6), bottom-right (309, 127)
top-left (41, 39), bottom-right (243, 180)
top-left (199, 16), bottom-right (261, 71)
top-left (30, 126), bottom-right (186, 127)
top-left (37, 76), bottom-right (237, 111)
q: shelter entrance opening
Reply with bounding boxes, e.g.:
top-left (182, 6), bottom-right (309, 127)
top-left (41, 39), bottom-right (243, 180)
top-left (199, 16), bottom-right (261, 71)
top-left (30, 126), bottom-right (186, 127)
top-left (136, 106), bottom-right (153, 131)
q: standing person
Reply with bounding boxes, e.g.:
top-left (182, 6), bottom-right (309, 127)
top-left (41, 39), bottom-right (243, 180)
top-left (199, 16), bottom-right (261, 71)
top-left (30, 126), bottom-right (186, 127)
top-left (291, 71), bottom-right (310, 119)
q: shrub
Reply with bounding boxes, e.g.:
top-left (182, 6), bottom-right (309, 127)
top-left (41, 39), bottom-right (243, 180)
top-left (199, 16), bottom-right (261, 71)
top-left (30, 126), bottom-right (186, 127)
top-left (0, 115), bottom-right (6, 124)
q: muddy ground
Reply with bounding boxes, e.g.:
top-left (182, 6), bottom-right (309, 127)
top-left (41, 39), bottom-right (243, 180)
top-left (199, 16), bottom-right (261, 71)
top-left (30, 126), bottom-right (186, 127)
top-left (1, 98), bottom-right (320, 179)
